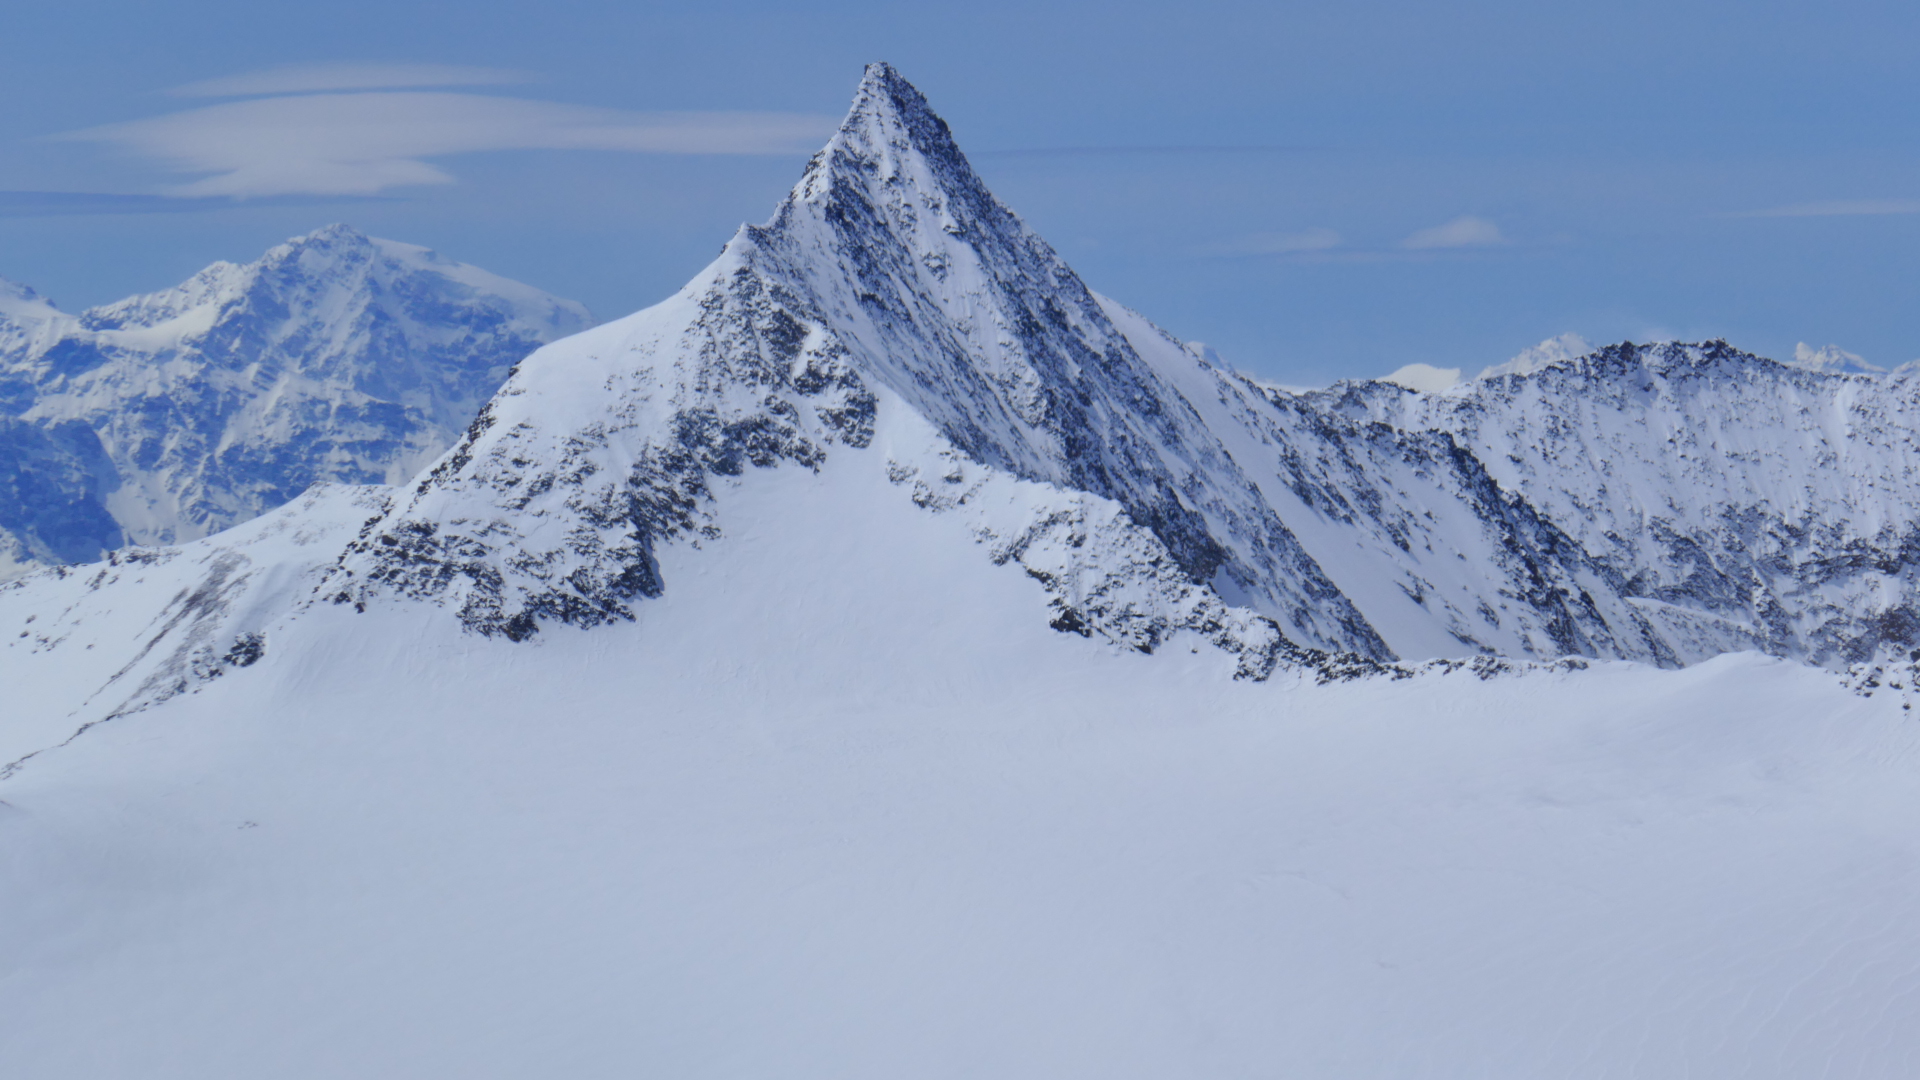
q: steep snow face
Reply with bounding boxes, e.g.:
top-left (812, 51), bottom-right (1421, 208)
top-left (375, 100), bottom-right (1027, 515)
top-left (0, 227), bottom-right (588, 570)
top-left (735, 64), bottom-right (1382, 654)
top-left (325, 63), bottom-right (1382, 662)
top-left (1321, 341), bottom-right (1920, 665)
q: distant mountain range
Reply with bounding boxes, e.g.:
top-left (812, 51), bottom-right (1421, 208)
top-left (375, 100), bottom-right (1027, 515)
top-left (0, 226), bottom-right (588, 575)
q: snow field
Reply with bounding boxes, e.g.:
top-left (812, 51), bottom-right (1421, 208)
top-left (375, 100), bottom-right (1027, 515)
top-left (2, 440), bottom-right (1917, 1078)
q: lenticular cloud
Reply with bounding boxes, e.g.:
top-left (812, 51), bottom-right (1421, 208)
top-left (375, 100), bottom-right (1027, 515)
top-left (168, 62), bottom-right (533, 98)
top-left (64, 92), bottom-right (838, 197)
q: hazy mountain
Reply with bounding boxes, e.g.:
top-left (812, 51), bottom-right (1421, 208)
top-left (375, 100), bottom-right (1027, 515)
top-left (0, 226), bottom-right (588, 575)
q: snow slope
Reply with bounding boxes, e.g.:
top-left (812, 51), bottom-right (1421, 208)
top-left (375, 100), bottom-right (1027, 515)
top-left (0, 228), bottom-right (587, 571)
top-left (3, 414), bottom-right (1919, 1078)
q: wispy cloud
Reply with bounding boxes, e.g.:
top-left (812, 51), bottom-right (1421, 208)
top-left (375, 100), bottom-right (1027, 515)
top-left (1730, 199), bottom-right (1920, 218)
top-left (0, 190), bottom-right (391, 217)
top-left (1403, 216), bottom-right (1505, 250)
top-left (1200, 227), bottom-right (1343, 256)
top-left (170, 63), bottom-right (532, 98)
top-left (60, 93), bottom-right (840, 197)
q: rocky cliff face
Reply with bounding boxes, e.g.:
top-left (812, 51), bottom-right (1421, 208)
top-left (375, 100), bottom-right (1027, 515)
top-left (0, 227), bottom-right (588, 574)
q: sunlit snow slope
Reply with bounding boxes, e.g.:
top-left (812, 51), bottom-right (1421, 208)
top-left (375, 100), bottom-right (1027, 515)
top-left (3, 63), bottom-right (1920, 1079)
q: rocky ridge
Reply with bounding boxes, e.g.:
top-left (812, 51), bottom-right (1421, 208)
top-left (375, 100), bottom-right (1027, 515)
top-left (1317, 340), bottom-right (1920, 665)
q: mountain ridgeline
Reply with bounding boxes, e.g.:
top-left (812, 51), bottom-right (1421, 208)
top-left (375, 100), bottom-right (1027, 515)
top-left (8, 63), bottom-right (1920, 683)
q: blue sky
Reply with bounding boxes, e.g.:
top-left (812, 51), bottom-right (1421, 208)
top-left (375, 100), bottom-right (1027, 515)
top-left (4, 0), bottom-right (1919, 384)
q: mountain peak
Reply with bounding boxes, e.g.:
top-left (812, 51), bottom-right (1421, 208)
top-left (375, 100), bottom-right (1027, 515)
top-left (335, 63), bottom-right (1384, 661)
top-left (258, 223), bottom-right (376, 267)
top-left (0, 276), bottom-right (47, 306)
top-left (779, 63), bottom-right (994, 224)
top-left (300, 222), bottom-right (370, 244)
top-left (2, 228), bottom-right (589, 566)
top-left (838, 61), bottom-right (953, 151)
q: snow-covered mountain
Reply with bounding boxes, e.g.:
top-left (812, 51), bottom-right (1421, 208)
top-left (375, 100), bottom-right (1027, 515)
top-left (5, 62), bottom-right (1920, 1079)
top-left (308, 67), bottom-right (1920, 674)
top-left (7, 66), bottom-right (1919, 688)
top-left (1318, 340), bottom-right (1920, 665)
top-left (10, 65), bottom-right (1920, 701)
top-left (0, 227), bottom-right (589, 575)
top-left (314, 67), bottom-right (1381, 676)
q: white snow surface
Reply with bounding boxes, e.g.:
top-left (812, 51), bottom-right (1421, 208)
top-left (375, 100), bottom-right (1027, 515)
top-left (3, 418), bottom-right (1920, 1078)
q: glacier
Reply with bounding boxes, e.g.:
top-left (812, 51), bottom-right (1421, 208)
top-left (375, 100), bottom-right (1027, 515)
top-left (3, 62), bottom-right (1920, 1078)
